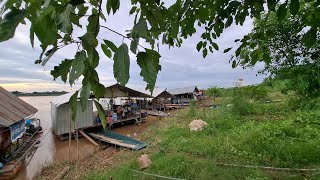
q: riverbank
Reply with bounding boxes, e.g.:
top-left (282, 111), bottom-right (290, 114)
top-left (36, 86), bottom-right (320, 179)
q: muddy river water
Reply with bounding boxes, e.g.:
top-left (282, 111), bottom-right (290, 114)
top-left (15, 96), bottom-right (97, 180)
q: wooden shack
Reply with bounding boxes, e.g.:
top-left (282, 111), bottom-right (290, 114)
top-left (168, 86), bottom-right (199, 104)
top-left (102, 84), bottom-right (152, 128)
top-left (51, 84), bottom-right (153, 135)
top-left (150, 90), bottom-right (174, 111)
top-left (51, 92), bottom-right (95, 137)
top-left (0, 86), bottom-right (38, 169)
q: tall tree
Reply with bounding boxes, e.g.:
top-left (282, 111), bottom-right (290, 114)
top-left (234, 10), bottom-right (320, 76)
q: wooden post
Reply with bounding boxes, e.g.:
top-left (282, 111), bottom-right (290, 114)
top-left (79, 130), bottom-right (99, 147)
top-left (68, 110), bottom-right (71, 164)
top-left (54, 166), bottom-right (70, 180)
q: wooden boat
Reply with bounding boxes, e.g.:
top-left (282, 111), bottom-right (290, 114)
top-left (87, 130), bottom-right (147, 150)
top-left (0, 119), bottom-right (42, 179)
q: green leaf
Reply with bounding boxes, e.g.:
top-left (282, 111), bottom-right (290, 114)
top-left (80, 82), bottom-right (91, 112)
top-left (0, 8), bottom-right (26, 42)
top-left (88, 49), bottom-right (99, 68)
top-left (51, 59), bottom-right (72, 83)
top-left (57, 4), bottom-right (73, 33)
top-left (69, 91), bottom-right (79, 121)
top-left (223, 47), bottom-right (232, 53)
top-left (112, 0), bottom-right (120, 14)
top-left (87, 14), bottom-right (98, 33)
top-left (267, 0), bottom-right (276, 11)
top-left (130, 38), bottom-right (139, 54)
top-left (78, 4), bottom-right (88, 15)
top-left (232, 60), bottom-right (237, 68)
top-left (106, 0), bottom-right (120, 15)
top-left (202, 48), bottom-right (208, 58)
top-left (137, 49), bottom-right (161, 92)
top-left (130, 19), bottom-right (148, 39)
top-left (80, 32), bottom-right (98, 52)
top-left (91, 81), bottom-right (105, 98)
top-left (103, 40), bottom-right (117, 52)
top-left (69, 51), bottom-right (86, 85)
top-left (302, 28), bottom-right (317, 48)
top-left (94, 100), bottom-right (106, 129)
top-left (33, 14), bottom-right (59, 45)
top-left (30, 25), bottom-right (35, 48)
top-left (101, 44), bottom-right (112, 58)
top-left (196, 41), bottom-right (203, 52)
top-left (277, 3), bottom-right (287, 21)
top-left (113, 43), bottom-right (130, 85)
top-left (212, 42), bottom-right (219, 51)
top-left (129, 6), bottom-right (137, 15)
top-left (41, 47), bottom-right (57, 66)
top-left (69, 0), bottom-right (85, 6)
top-left (290, 0), bottom-right (299, 15)
top-left (225, 17), bottom-right (233, 28)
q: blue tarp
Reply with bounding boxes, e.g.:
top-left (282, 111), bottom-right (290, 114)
top-left (9, 120), bottom-right (25, 142)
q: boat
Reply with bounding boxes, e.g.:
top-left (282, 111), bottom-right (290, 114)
top-left (86, 130), bottom-right (147, 150)
top-left (0, 87), bottom-right (42, 179)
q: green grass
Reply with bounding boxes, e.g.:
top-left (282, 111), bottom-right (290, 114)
top-left (82, 90), bottom-right (320, 180)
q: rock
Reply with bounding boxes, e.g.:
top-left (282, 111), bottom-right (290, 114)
top-left (138, 154), bottom-right (152, 169)
top-left (189, 119), bottom-right (208, 131)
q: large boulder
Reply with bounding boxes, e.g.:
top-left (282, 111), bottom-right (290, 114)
top-left (189, 119), bottom-right (208, 131)
top-left (138, 154), bottom-right (152, 169)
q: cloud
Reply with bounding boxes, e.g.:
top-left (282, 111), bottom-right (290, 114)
top-left (0, 4), bottom-right (265, 92)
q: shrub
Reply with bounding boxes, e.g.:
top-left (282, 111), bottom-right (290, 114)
top-left (230, 88), bottom-right (257, 116)
top-left (187, 100), bottom-right (196, 117)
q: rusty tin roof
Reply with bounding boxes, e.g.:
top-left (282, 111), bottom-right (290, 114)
top-left (0, 86), bottom-right (38, 127)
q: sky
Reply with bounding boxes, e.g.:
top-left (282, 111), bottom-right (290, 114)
top-left (0, 2), bottom-right (267, 93)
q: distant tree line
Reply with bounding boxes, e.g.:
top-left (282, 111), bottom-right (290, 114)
top-left (11, 91), bottom-right (68, 96)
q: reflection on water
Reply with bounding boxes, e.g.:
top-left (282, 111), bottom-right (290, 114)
top-left (14, 96), bottom-right (96, 180)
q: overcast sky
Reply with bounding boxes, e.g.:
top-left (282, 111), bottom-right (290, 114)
top-left (0, 2), bottom-right (266, 93)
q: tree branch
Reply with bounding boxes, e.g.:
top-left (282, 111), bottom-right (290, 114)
top-left (95, 0), bottom-right (103, 36)
top-left (100, 25), bottom-right (147, 49)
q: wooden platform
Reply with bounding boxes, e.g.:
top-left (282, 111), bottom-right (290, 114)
top-left (165, 104), bottom-right (188, 109)
top-left (141, 110), bottom-right (169, 117)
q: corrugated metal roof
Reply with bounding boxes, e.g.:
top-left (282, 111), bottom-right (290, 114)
top-left (168, 86), bottom-right (198, 95)
top-left (155, 90), bottom-right (175, 99)
top-left (51, 92), bottom-right (78, 107)
top-left (0, 86), bottom-right (38, 127)
top-left (104, 84), bottom-right (152, 98)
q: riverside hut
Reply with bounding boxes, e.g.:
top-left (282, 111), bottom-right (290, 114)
top-left (51, 92), bottom-right (95, 138)
top-left (51, 84), bottom-right (153, 136)
top-left (102, 84), bottom-right (152, 128)
top-left (0, 86), bottom-right (38, 170)
top-left (151, 90), bottom-right (174, 111)
top-left (168, 86), bottom-right (199, 104)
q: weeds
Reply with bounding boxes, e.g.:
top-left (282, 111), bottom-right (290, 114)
top-left (60, 84), bottom-right (320, 180)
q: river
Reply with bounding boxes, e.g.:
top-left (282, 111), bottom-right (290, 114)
top-left (14, 96), bottom-right (97, 180)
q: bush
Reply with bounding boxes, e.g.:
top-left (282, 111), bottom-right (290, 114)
top-left (230, 88), bottom-right (257, 116)
top-left (187, 100), bottom-right (196, 117)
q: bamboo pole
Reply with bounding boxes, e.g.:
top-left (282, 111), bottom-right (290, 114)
top-left (53, 166), bottom-right (70, 180)
top-left (68, 110), bottom-right (71, 164)
top-left (79, 130), bottom-right (99, 147)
